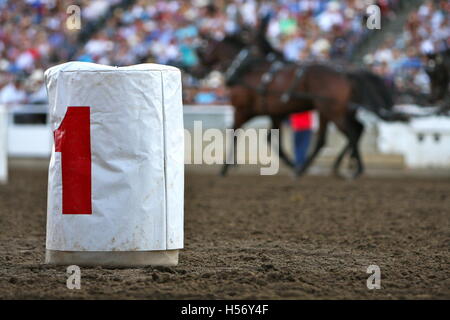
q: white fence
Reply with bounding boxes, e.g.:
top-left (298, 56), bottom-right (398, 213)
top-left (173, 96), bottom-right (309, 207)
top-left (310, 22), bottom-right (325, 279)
top-left (2, 104), bottom-right (450, 169)
top-left (378, 116), bottom-right (450, 168)
top-left (6, 104), bottom-right (52, 157)
top-left (4, 104), bottom-right (235, 158)
top-left (0, 105), bottom-right (7, 183)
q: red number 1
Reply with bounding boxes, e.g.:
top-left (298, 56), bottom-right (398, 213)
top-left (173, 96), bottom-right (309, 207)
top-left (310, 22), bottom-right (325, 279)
top-left (54, 106), bottom-right (92, 214)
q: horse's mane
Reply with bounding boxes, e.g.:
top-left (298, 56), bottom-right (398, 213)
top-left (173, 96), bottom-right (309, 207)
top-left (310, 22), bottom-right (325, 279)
top-left (224, 14), bottom-right (285, 61)
top-left (256, 14), bottom-right (285, 60)
top-left (223, 34), bottom-right (246, 49)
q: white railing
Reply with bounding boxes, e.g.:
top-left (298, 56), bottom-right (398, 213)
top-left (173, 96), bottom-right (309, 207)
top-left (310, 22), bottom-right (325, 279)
top-left (2, 104), bottom-right (450, 169)
top-left (0, 105), bottom-right (7, 183)
top-left (5, 104), bottom-right (52, 157)
top-left (2, 104), bottom-right (236, 158)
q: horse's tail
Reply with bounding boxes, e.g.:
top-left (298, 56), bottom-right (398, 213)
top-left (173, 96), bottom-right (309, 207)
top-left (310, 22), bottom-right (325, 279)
top-left (348, 69), bottom-right (409, 122)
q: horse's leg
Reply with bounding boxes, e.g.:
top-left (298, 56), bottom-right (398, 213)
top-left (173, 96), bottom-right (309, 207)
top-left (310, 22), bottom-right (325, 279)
top-left (220, 134), bottom-right (237, 176)
top-left (268, 116), bottom-right (294, 168)
top-left (333, 115), bottom-right (364, 178)
top-left (332, 143), bottom-right (351, 177)
top-left (220, 109), bottom-right (251, 176)
top-left (295, 114), bottom-right (328, 176)
top-left (347, 116), bottom-right (364, 178)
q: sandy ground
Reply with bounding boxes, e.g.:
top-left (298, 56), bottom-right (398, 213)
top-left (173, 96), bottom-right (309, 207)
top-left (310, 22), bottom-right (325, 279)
top-left (0, 167), bottom-right (449, 299)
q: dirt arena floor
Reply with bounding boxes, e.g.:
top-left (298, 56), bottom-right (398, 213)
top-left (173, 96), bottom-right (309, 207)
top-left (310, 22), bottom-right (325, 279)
top-left (0, 167), bottom-right (449, 299)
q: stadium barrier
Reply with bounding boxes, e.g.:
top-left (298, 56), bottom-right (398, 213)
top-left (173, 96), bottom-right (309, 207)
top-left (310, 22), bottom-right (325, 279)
top-left (378, 116), bottom-right (450, 168)
top-left (2, 103), bottom-right (450, 169)
top-left (0, 104), bottom-right (7, 183)
top-left (6, 104), bottom-right (52, 157)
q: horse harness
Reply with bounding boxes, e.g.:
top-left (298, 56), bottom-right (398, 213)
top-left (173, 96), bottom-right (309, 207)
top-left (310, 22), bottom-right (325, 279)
top-left (224, 48), bottom-right (308, 112)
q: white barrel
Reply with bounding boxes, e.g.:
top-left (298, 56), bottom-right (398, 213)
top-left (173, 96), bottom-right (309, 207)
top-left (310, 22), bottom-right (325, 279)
top-left (0, 104), bottom-right (7, 184)
top-left (44, 62), bottom-right (184, 266)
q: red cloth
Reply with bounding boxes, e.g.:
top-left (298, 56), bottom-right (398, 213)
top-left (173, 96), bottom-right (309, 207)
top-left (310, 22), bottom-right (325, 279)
top-left (290, 111), bottom-right (313, 131)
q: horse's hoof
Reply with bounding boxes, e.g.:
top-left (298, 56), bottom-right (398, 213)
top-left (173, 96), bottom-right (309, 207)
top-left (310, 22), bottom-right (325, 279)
top-left (293, 166), bottom-right (306, 178)
top-left (338, 171), bottom-right (363, 180)
top-left (333, 168), bottom-right (354, 180)
top-left (290, 170), bottom-right (302, 180)
top-left (334, 163), bottom-right (363, 180)
top-left (220, 163), bottom-right (237, 176)
top-left (350, 170), bottom-right (363, 180)
top-left (284, 160), bottom-right (295, 169)
top-left (333, 171), bottom-right (345, 180)
top-left (348, 158), bottom-right (358, 172)
top-left (290, 171), bottom-right (298, 179)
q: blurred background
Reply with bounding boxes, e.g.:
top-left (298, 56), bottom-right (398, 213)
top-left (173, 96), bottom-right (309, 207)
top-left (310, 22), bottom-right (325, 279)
top-left (0, 0), bottom-right (449, 174)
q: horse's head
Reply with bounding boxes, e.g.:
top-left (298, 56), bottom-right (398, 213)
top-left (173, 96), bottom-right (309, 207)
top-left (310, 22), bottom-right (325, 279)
top-left (196, 34), bottom-right (247, 73)
top-left (193, 14), bottom-right (282, 78)
top-left (424, 51), bottom-right (449, 103)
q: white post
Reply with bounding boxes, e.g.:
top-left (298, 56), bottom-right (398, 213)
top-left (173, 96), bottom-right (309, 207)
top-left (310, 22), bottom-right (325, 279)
top-left (0, 104), bottom-right (7, 184)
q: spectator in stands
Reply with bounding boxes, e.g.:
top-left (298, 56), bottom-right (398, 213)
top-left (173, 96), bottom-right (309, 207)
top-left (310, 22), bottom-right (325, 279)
top-left (368, 0), bottom-right (449, 98)
top-left (26, 69), bottom-right (47, 104)
top-left (0, 78), bottom-right (27, 105)
top-left (316, 1), bottom-right (343, 33)
top-left (0, 0), bottom-right (119, 104)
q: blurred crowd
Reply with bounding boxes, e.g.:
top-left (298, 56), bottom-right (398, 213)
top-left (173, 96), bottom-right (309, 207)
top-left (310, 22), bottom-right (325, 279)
top-left (0, 0), bottom-right (120, 105)
top-left (75, 0), bottom-right (401, 104)
top-left (365, 0), bottom-right (449, 96)
top-left (80, 0), bottom-right (398, 66)
top-left (0, 0), bottom-right (448, 106)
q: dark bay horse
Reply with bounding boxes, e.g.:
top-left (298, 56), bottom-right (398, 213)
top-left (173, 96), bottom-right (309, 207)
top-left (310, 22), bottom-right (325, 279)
top-left (425, 48), bottom-right (450, 113)
top-left (195, 34), bottom-right (403, 178)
